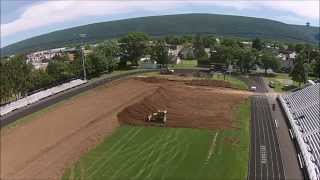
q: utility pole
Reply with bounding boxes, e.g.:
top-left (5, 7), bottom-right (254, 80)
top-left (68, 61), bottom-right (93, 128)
top-left (80, 34), bottom-right (87, 80)
top-left (81, 46), bottom-right (87, 80)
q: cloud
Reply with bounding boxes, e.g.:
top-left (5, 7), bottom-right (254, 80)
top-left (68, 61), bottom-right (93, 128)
top-left (193, 0), bottom-right (319, 19)
top-left (1, 0), bottom-right (319, 38)
top-left (1, 1), bottom-right (180, 37)
top-left (261, 1), bottom-right (319, 19)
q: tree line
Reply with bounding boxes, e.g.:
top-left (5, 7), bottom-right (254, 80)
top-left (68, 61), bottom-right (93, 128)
top-left (1, 32), bottom-right (319, 104)
top-left (0, 33), bottom-right (170, 104)
top-left (191, 35), bottom-right (319, 85)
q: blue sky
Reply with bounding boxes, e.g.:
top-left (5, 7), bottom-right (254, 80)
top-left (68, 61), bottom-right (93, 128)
top-left (1, 0), bottom-right (319, 47)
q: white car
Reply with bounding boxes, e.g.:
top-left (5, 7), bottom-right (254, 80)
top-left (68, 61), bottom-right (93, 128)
top-left (250, 86), bottom-right (257, 91)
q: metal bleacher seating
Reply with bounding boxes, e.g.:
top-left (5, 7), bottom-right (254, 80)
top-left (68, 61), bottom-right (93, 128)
top-left (279, 83), bottom-right (320, 180)
top-left (0, 79), bottom-right (87, 116)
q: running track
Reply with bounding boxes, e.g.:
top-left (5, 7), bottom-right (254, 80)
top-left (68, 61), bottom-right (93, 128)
top-left (249, 96), bottom-right (285, 180)
top-left (248, 76), bottom-right (285, 180)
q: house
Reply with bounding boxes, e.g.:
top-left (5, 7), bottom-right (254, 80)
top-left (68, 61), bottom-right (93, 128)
top-left (204, 48), bottom-right (211, 58)
top-left (241, 41), bottom-right (252, 48)
top-left (278, 51), bottom-right (296, 70)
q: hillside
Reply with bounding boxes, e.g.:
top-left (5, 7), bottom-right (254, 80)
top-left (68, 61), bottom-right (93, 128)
top-left (1, 13), bottom-right (319, 56)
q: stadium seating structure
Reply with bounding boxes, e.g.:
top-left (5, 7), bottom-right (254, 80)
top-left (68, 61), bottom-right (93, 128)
top-left (0, 79), bottom-right (87, 116)
top-left (279, 83), bottom-right (320, 180)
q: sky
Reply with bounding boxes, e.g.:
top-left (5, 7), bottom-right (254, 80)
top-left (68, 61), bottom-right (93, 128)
top-left (1, 0), bottom-right (319, 47)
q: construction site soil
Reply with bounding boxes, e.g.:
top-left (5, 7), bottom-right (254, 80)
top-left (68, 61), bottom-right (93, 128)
top-left (1, 76), bottom-right (251, 180)
top-left (118, 77), bottom-right (250, 130)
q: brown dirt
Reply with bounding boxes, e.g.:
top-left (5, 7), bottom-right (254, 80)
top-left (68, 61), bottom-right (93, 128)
top-left (0, 77), bottom-right (251, 180)
top-left (118, 78), bottom-right (251, 130)
top-left (0, 79), bottom-right (157, 180)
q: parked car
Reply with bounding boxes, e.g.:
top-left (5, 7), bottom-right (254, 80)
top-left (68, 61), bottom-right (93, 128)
top-left (269, 81), bottom-right (275, 88)
top-left (250, 86), bottom-right (257, 91)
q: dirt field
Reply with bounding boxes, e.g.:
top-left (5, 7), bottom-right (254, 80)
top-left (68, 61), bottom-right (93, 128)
top-left (0, 79), bottom-right (157, 180)
top-left (1, 76), bottom-right (251, 180)
top-left (118, 77), bottom-right (251, 130)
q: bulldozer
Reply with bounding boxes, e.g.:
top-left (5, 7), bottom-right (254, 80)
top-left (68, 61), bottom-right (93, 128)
top-left (146, 110), bottom-right (167, 125)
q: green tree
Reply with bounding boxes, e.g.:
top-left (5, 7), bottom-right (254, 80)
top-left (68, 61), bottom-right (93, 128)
top-left (193, 34), bottom-right (208, 60)
top-left (210, 45), bottom-right (235, 65)
top-left (221, 38), bottom-right (239, 48)
top-left (294, 44), bottom-right (305, 53)
top-left (180, 35), bottom-right (193, 44)
top-left (311, 57), bottom-right (320, 78)
top-left (260, 53), bottom-right (280, 74)
top-left (303, 44), bottom-right (313, 63)
top-left (0, 60), bottom-right (11, 103)
top-left (150, 40), bottom-right (169, 66)
top-left (165, 36), bottom-right (183, 45)
top-left (8, 55), bottom-right (33, 98)
top-left (47, 60), bottom-right (74, 82)
top-left (95, 40), bottom-right (120, 72)
top-left (287, 43), bottom-right (295, 51)
top-left (252, 38), bottom-right (263, 51)
top-left (290, 54), bottom-right (307, 86)
top-left (202, 35), bottom-right (216, 48)
top-left (119, 32), bottom-right (150, 67)
top-left (237, 49), bottom-right (255, 73)
top-left (29, 70), bottom-right (53, 91)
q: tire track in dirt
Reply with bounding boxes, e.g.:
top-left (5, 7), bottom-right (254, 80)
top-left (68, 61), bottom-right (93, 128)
top-left (1, 79), bottom-right (157, 180)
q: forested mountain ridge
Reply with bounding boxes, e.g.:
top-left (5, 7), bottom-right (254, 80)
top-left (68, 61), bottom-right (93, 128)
top-left (2, 13), bottom-right (319, 56)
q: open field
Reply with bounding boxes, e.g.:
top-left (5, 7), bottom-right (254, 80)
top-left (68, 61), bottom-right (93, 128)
top-left (170, 60), bottom-right (198, 68)
top-left (262, 73), bottom-right (299, 92)
top-left (63, 100), bottom-right (251, 180)
top-left (212, 74), bottom-right (248, 90)
top-left (141, 70), bottom-right (248, 90)
top-left (0, 79), bottom-right (157, 179)
top-left (1, 74), bottom-right (251, 180)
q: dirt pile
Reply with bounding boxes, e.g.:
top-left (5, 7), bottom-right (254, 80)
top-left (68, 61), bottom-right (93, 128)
top-left (118, 83), bottom-right (248, 130)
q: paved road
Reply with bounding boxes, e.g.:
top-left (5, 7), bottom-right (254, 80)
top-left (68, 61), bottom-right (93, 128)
top-left (249, 96), bottom-right (285, 180)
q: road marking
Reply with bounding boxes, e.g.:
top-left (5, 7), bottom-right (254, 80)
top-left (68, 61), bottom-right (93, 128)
top-left (260, 145), bottom-right (267, 164)
top-left (205, 132), bottom-right (219, 164)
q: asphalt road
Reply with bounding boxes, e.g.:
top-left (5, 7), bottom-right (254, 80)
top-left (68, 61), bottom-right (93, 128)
top-left (0, 69), bottom-right (157, 127)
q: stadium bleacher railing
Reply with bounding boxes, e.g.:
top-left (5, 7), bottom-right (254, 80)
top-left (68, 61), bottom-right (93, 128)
top-left (0, 79), bottom-right (87, 116)
top-left (278, 84), bottom-right (320, 180)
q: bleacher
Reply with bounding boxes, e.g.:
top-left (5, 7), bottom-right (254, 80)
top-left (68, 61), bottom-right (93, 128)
top-left (0, 79), bottom-right (87, 116)
top-left (279, 83), bottom-right (320, 180)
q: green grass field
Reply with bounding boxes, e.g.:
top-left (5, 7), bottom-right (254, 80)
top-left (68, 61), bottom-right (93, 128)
top-left (63, 101), bottom-right (250, 180)
top-left (265, 73), bottom-right (299, 92)
top-left (212, 74), bottom-right (248, 90)
top-left (170, 60), bottom-right (198, 68)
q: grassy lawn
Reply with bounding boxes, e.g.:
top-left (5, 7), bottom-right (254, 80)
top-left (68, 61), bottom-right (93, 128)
top-left (63, 101), bottom-right (251, 180)
top-left (265, 73), bottom-right (299, 92)
top-left (170, 60), bottom-right (198, 68)
top-left (138, 70), bottom-right (248, 91)
top-left (212, 74), bottom-right (248, 90)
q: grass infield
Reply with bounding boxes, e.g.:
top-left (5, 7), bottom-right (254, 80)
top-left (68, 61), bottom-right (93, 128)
top-left (63, 100), bottom-right (250, 180)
